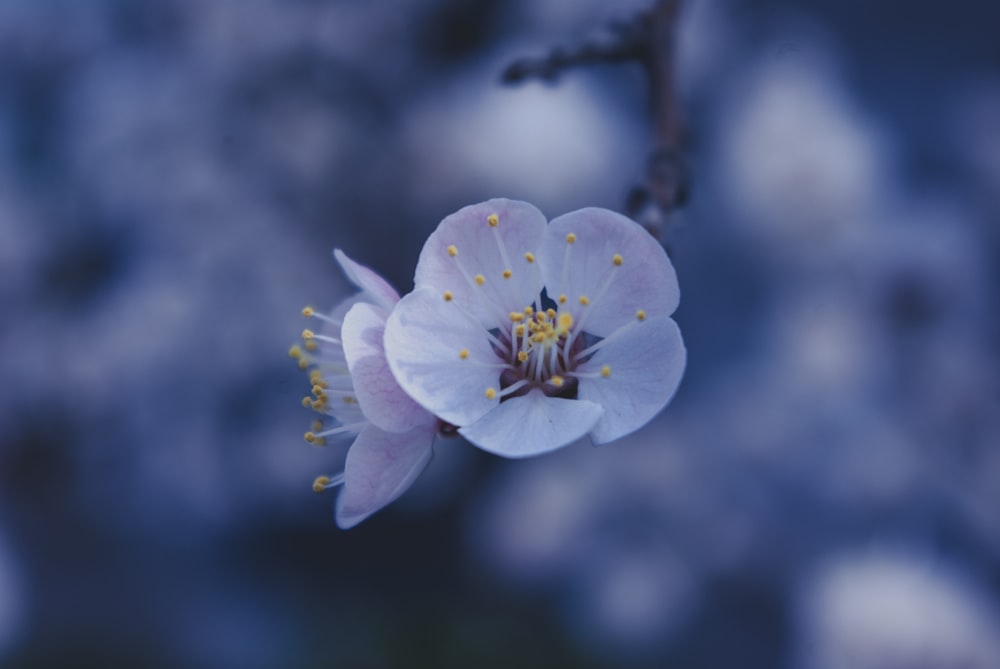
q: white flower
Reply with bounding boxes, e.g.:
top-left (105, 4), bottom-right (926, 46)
top-left (384, 198), bottom-right (685, 457)
top-left (291, 250), bottom-right (436, 528)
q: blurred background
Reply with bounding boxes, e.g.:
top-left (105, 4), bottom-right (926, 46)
top-left (1, 0), bottom-right (999, 667)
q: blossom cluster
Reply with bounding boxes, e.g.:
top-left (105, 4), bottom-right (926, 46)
top-left (291, 199), bottom-right (685, 527)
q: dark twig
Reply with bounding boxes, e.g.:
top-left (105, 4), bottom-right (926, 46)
top-left (502, 1), bottom-right (688, 240)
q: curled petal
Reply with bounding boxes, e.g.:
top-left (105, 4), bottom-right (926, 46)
top-left (384, 289), bottom-right (505, 426)
top-left (334, 249), bottom-right (400, 312)
top-left (335, 423), bottom-right (436, 529)
top-left (414, 199), bottom-right (546, 321)
top-left (539, 208), bottom-right (680, 336)
top-left (341, 302), bottom-right (435, 433)
top-left (576, 316), bottom-right (685, 445)
top-left (459, 389), bottom-right (603, 458)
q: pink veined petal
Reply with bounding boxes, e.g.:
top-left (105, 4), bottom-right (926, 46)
top-left (458, 389), bottom-right (603, 458)
top-left (539, 208), bottom-right (680, 336)
top-left (341, 302), bottom-right (436, 433)
top-left (575, 316), bottom-right (685, 445)
top-left (335, 423), bottom-right (436, 529)
top-left (333, 248), bottom-right (400, 312)
top-left (384, 288), bottom-right (505, 427)
top-left (414, 199), bottom-right (546, 322)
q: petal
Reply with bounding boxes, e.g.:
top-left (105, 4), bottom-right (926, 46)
top-left (334, 248), bottom-right (400, 312)
top-left (335, 423), bottom-right (436, 529)
top-left (341, 302), bottom-right (435, 433)
top-left (539, 208), bottom-right (679, 336)
top-left (575, 316), bottom-right (685, 445)
top-left (458, 389), bottom-right (603, 458)
top-left (384, 288), bottom-right (506, 426)
top-left (414, 199), bottom-right (546, 322)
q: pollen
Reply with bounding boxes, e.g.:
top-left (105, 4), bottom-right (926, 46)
top-left (558, 294), bottom-right (568, 304)
top-left (579, 295), bottom-right (590, 306)
top-left (288, 344), bottom-right (303, 359)
top-left (304, 340), bottom-right (318, 352)
top-left (301, 329), bottom-right (315, 340)
top-left (301, 396), bottom-right (313, 408)
top-left (546, 308), bottom-right (557, 319)
top-left (550, 375), bottom-right (565, 388)
top-left (517, 350), bottom-right (529, 362)
top-left (301, 306), bottom-right (315, 317)
top-left (502, 269), bottom-right (512, 279)
top-left (304, 431), bottom-right (318, 443)
top-left (524, 306), bottom-right (534, 316)
top-left (515, 324), bottom-right (526, 337)
top-left (636, 309), bottom-right (646, 321)
top-left (509, 312), bottom-right (524, 322)
top-left (447, 245), bottom-right (458, 257)
top-left (558, 313), bottom-right (573, 330)
top-left (298, 358), bottom-right (309, 370)
top-left (566, 233), bottom-right (577, 244)
top-left (487, 213), bottom-right (499, 227)
top-left (601, 365), bottom-right (611, 378)
top-left (312, 476), bottom-right (331, 493)
top-left (613, 254), bottom-right (624, 266)
top-left (485, 387), bottom-right (497, 400)
top-left (459, 348), bottom-right (470, 359)
top-left (474, 274), bottom-right (486, 285)
top-left (443, 291), bottom-right (454, 302)
top-left (524, 252), bottom-right (535, 263)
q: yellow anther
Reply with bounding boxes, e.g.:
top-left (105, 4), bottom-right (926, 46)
top-left (613, 254), bottom-right (623, 266)
top-left (485, 387), bottom-right (497, 400)
top-left (310, 398), bottom-right (325, 410)
top-left (302, 306), bottom-right (315, 317)
top-left (636, 310), bottom-right (646, 321)
top-left (550, 375), bottom-right (565, 388)
top-left (312, 476), bottom-right (330, 493)
top-left (509, 312), bottom-right (524, 322)
top-left (304, 340), bottom-right (318, 352)
top-left (524, 306), bottom-right (534, 316)
top-left (474, 274), bottom-right (486, 286)
top-left (312, 384), bottom-right (326, 396)
top-left (517, 350), bottom-right (529, 362)
top-left (487, 213), bottom-right (499, 227)
top-left (288, 344), bottom-right (303, 359)
top-left (515, 324), bottom-right (526, 337)
top-left (601, 365), bottom-right (611, 378)
top-left (447, 245), bottom-right (458, 257)
top-left (579, 295), bottom-right (590, 306)
top-left (502, 269), bottom-right (512, 280)
top-left (309, 370), bottom-right (324, 384)
top-left (459, 348), bottom-right (470, 360)
top-left (524, 252), bottom-right (535, 263)
top-left (304, 431), bottom-right (317, 443)
top-left (297, 358), bottom-right (309, 370)
top-left (566, 233), bottom-right (577, 244)
top-left (342, 396), bottom-right (357, 404)
top-left (546, 308), bottom-right (557, 319)
top-left (558, 294), bottom-right (568, 304)
top-left (532, 333), bottom-right (545, 344)
top-left (443, 291), bottom-right (454, 302)
top-left (311, 420), bottom-right (323, 432)
top-left (313, 437), bottom-right (327, 446)
top-left (302, 329), bottom-right (315, 340)
top-left (558, 313), bottom-right (574, 330)
top-left (301, 396), bottom-right (313, 408)
top-left (535, 311), bottom-right (546, 323)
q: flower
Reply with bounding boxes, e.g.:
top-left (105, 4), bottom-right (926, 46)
top-left (290, 250), bottom-right (437, 528)
top-left (384, 199), bottom-right (685, 457)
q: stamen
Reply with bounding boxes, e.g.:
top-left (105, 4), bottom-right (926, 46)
top-left (289, 344), bottom-right (303, 359)
top-left (474, 274), bottom-right (486, 285)
top-left (524, 306), bottom-right (534, 316)
top-left (302, 306), bottom-right (315, 317)
top-left (578, 295), bottom-right (590, 306)
top-left (636, 310), bottom-right (646, 321)
top-left (312, 473), bottom-right (346, 493)
top-left (517, 350), bottom-right (529, 362)
top-left (304, 340), bottom-right (318, 352)
top-left (447, 245), bottom-right (458, 257)
top-left (524, 252), bottom-right (535, 263)
top-left (566, 233), bottom-right (577, 244)
top-left (612, 254), bottom-right (623, 266)
top-left (487, 213), bottom-right (499, 227)
top-left (443, 291), bottom-right (454, 302)
top-left (459, 348), bottom-right (470, 359)
top-left (573, 319), bottom-right (643, 362)
top-left (499, 380), bottom-right (528, 398)
top-left (601, 365), bottom-right (611, 378)
top-left (509, 312), bottom-right (524, 322)
top-left (485, 387), bottom-right (497, 400)
top-left (558, 294), bottom-right (568, 304)
top-left (502, 269), bottom-right (512, 280)
top-left (549, 375), bottom-right (565, 388)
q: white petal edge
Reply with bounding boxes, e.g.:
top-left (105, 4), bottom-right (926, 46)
top-left (341, 302), bottom-right (436, 433)
top-left (335, 423), bottom-right (436, 529)
top-left (334, 248), bottom-right (400, 312)
top-left (384, 288), bottom-right (505, 426)
top-left (458, 389), bottom-right (603, 458)
top-left (576, 316), bottom-right (685, 445)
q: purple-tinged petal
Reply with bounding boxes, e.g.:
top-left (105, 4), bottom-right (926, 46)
top-left (539, 208), bottom-right (679, 336)
top-left (341, 302), bottom-right (435, 433)
top-left (384, 288), bottom-right (505, 426)
top-left (576, 316), bottom-right (685, 445)
top-left (459, 389), bottom-right (603, 458)
top-left (335, 423), bottom-right (436, 529)
top-left (414, 199), bottom-right (546, 321)
top-left (334, 248), bottom-right (400, 312)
